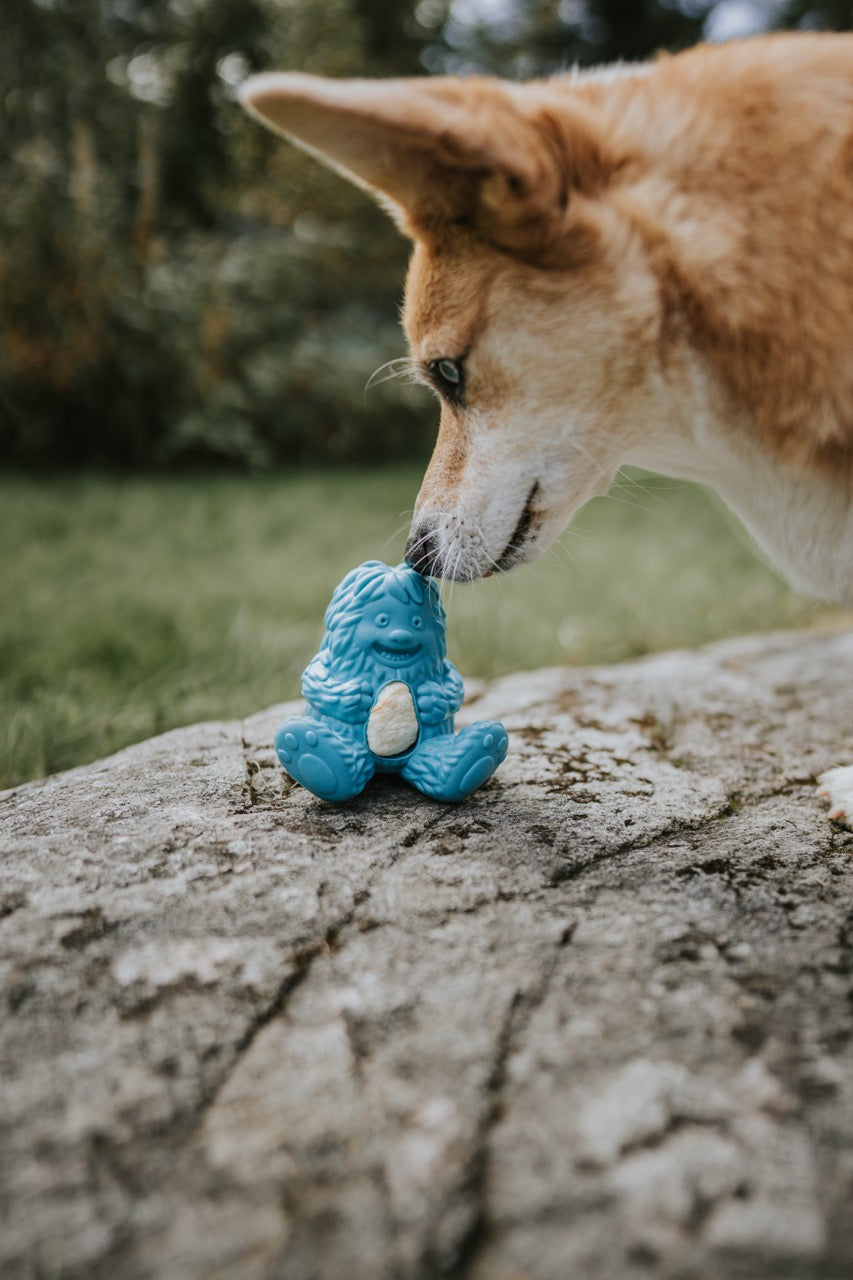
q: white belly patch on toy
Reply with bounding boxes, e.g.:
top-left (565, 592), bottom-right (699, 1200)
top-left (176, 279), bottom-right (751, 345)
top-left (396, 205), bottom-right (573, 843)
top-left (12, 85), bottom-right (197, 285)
top-left (366, 681), bottom-right (419, 757)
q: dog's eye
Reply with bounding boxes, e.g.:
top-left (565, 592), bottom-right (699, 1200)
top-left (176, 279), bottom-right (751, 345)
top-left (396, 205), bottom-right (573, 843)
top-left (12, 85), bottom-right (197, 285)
top-left (412, 615), bottom-right (424, 630)
top-left (375, 613), bottom-right (389, 627)
top-left (427, 357), bottom-right (465, 405)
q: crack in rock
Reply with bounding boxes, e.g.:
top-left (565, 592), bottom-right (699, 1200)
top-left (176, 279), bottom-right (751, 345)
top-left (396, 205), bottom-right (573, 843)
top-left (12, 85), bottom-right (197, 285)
top-left (447, 921), bottom-right (577, 1278)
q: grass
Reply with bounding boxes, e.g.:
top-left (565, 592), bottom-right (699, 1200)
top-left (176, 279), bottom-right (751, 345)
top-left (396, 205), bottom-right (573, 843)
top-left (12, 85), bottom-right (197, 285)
top-left (1, 467), bottom-right (846, 789)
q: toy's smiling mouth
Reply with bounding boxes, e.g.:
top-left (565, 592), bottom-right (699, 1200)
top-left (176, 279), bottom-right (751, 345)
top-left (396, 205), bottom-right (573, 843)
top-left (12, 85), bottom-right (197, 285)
top-left (373, 641), bottom-right (422, 665)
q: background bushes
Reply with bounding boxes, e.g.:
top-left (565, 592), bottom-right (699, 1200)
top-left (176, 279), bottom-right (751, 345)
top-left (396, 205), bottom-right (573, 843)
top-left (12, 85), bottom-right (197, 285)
top-left (1, 0), bottom-right (850, 469)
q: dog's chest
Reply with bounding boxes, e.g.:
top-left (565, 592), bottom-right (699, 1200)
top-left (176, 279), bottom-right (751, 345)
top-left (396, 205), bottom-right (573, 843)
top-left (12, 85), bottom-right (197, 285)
top-left (367, 681), bottom-right (419, 757)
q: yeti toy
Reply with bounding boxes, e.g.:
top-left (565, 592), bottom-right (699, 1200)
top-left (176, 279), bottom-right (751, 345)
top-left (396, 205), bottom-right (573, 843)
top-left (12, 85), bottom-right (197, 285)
top-left (274, 561), bottom-right (508, 802)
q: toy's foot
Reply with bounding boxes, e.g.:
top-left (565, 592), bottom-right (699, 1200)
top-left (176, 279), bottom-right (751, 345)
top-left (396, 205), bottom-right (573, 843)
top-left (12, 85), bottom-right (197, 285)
top-left (401, 721), bottom-right (509, 802)
top-left (274, 717), bottom-right (373, 802)
top-left (817, 765), bottom-right (853, 829)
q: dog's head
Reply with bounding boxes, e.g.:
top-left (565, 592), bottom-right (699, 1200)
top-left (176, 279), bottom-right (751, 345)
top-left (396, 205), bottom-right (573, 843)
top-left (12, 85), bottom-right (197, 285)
top-left (241, 72), bottom-right (660, 580)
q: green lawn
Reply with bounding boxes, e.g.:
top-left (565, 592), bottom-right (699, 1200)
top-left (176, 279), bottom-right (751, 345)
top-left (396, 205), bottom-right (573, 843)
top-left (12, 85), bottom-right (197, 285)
top-left (1, 468), bottom-right (845, 789)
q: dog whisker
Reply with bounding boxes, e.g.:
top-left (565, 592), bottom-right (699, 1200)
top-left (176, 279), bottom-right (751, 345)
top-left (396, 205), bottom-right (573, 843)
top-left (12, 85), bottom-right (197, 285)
top-left (543, 536), bottom-right (587, 579)
top-left (364, 356), bottom-right (417, 397)
top-left (383, 519), bottom-right (414, 552)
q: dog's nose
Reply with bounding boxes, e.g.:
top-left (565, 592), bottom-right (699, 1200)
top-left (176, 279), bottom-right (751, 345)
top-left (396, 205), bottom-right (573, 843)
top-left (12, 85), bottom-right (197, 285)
top-left (406, 525), bottom-right (440, 577)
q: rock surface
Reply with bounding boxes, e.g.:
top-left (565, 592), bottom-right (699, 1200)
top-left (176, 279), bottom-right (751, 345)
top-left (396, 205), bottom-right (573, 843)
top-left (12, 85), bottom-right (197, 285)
top-left (1, 627), bottom-right (852, 1280)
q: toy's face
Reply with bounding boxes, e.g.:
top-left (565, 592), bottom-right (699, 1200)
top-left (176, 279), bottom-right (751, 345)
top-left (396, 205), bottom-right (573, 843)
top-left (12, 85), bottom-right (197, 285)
top-left (353, 590), bottom-right (443, 670)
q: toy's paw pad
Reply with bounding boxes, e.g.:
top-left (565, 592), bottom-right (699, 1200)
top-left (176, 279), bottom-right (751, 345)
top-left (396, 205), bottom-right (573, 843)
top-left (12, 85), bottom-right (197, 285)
top-left (457, 725), bottom-right (509, 796)
top-left (274, 718), bottom-right (370, 802)
top-left (817, 765), bottom-right (853, 828)
top-left (296, 753), bottom-right (339, 798)
top-left (402, 720), bottom-right (508, 802)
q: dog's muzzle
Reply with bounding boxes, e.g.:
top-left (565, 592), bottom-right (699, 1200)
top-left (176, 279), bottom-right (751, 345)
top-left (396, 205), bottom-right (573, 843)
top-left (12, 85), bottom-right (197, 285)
top-left (406, 481), bottom-right (541, 581)
top-left (405, 525), bottom-right (441, 578)
top-left (495, 481), bottom-right (540, 572)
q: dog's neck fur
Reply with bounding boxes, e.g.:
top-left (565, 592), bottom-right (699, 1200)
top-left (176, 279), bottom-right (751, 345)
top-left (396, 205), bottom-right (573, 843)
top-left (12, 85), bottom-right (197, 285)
top-left (623, 354), bottom-right (853, 602)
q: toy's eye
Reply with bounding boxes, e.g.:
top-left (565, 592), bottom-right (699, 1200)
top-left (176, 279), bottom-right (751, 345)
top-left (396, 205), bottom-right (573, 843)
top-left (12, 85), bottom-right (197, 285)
top-left (375, 613), bottom-right (389, 627)
top-left (412, 615), bottom-right (424, 630)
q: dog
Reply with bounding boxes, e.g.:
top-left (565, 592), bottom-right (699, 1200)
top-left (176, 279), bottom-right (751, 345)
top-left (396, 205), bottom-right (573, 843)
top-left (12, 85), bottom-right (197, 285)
top-left (239, 33), bottom-right (853, 824)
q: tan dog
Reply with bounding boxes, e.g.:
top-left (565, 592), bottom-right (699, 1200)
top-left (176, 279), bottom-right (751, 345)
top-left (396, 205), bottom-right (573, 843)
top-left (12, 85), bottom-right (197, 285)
top-left (240, 33), bottom-right (853, 822)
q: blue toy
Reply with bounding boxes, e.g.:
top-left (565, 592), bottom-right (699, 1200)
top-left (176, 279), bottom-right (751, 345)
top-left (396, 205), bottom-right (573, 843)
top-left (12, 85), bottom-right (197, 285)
top-left (274, 561), bottom-right (508, 802)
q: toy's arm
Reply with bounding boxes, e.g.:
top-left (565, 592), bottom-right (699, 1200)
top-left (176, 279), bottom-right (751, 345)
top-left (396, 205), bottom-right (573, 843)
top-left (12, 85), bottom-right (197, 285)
top-left (416, 661), bottom-right (465, 725)
top-left (302, 657), bottom-right (372, 724)
top-left (442, 661), bottom-right (465, 713)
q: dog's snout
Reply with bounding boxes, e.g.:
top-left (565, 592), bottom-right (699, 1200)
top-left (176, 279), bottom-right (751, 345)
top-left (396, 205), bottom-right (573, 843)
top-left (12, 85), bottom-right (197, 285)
top-left (406, 524), bottom-right (440, 578)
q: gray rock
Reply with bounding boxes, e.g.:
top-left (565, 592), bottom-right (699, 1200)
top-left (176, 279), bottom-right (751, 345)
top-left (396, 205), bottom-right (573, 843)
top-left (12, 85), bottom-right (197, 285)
top-left (1, 627), bottom-right (851, 1280)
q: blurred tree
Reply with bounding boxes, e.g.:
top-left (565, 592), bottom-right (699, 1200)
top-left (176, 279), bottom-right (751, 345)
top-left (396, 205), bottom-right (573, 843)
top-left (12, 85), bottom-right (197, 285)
top-left (0, 0), bottom-right (850, 469)
top-left (426, 0), bottom-right (705, 74)
top-left (426, 0), bottom-right (853, 73)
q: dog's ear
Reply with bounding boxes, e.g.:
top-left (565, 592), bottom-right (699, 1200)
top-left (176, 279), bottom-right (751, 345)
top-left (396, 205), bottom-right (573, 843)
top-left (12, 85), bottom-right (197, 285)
top-left (239, 73), bottom-right (615, 260)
